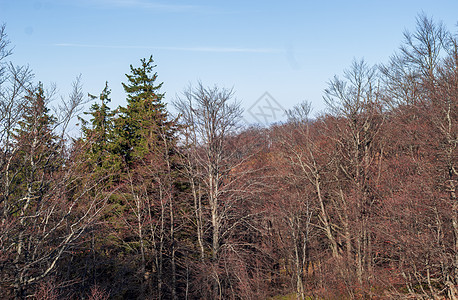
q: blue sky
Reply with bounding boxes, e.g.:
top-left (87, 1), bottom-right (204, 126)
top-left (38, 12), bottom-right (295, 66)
top-left (1, 0), bottom-right (457, 125)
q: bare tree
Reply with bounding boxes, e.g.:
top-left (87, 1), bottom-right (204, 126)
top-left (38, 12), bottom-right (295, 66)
top-left (380, 14), bottom-right (449, 107)
top-left (174, 82), bottom-right (244, 298)
top-left (275, 101), bottom-right (342, 298)
top-left (378, 15), bottom-right (458, 298)
top-left (324, 59), bottom-right (385, 290)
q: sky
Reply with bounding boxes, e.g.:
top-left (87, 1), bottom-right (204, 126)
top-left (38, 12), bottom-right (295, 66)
top-left (1, 0), bottom-right (457, 126)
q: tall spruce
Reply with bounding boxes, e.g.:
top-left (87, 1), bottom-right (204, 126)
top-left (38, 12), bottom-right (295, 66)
top-left (9, 83), bottom-right (60, 297)
top-left (12, 82), bottom-right (59, 199)
top-left (114, 57), bottom-right (182, 299)
top-left (14, 82), bottom-right (57, 153)
top-left (80, 82), bottom-right (120, 175)
top-left (116, 56), bottom-right (173, 165)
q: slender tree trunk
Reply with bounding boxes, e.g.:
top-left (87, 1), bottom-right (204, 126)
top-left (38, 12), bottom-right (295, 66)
top-left (315, 176), bottom-right (339, 258)
top-left (191, 179), bottom-right (205, 259)
top-left (209, 170), bottom-right (221, 299)
top-left (158, 193), bottom-right (165, 300)
top-left (292, 222), bottom-right (305, 300)
top-left (136, 194), bottom-right (146, 298)
top-left (169, 193), bottom-right (177, 300)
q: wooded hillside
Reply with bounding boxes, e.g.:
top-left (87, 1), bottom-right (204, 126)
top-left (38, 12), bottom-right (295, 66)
top-left (0, 15), bottom-right (457, 299)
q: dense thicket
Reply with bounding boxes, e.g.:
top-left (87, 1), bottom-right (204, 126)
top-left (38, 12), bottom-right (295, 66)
top-left (0, 15), bottom-right (457, 299)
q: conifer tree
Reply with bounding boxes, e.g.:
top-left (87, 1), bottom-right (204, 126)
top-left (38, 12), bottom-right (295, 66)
top-left (8, 83), bottom-right (60, 297)
top-left (14, 82), bottom-right (57, 152)
top-left (116, 55), bottom-right (173, 165)
top-left (80, 82), bottom-right (120, 175)
top-left (112, 56), bottom-right (182, 299)
top-left (13, 82), bottom-right (59, 199)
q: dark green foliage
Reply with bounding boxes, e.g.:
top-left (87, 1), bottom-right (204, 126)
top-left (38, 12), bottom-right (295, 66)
top-left (115, 55), bottom-right (173, 165)
top-left (14, 82), bottom-right (58, 159)
top-left (80, 82), bottom-right (122, 176)
top-left (71, 57), bottom-right (185, 299)
top-left (12, 82), bottom-right (60, 202)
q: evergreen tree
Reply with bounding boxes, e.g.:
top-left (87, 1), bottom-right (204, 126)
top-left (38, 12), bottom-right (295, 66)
top-left (8, 83), bottom-right (60, 297)
top-left (80, 82), bottom-right (120, 175)
top-left (115, 55), bottom-right (173, 165)
top-left (111, 56), bottom-right (182, 298)
top-left (12, 82), bottom-right (59, 200)
top-left (14, 82), bottom-right (57, 154)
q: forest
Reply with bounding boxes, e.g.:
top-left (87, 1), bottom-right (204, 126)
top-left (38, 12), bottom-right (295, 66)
top-left (0, 14), bottom-right (457, 299)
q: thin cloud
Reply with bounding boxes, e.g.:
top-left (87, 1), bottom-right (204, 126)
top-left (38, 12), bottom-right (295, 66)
top-left (54, 43), bottom-right (281, 53)
top-left (100, 0), bottom-right (197, 12)
top-left (44, 0), bottom-right (206, 13)
top-left (59, 0), bottom-right (212, 13)
top-left (46, 0), bottom-right (239, 16)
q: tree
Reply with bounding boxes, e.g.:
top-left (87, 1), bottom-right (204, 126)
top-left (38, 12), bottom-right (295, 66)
top-left (0, 27), bottom-right (34, 224)
top-left (13, 82), bottom-right (59, 170)
top-left (380, 14), bottom-right (448, 108)
top-left (115, 55), bottom-right (168, 165)
top-left (272, 101), bottom-right (334, 299)
top-left (323, 59), bottom-right (385, 291)
top-left (174, 82), bottom-right (249, 299)
top-left (0, 77), bottom-right (110, 298)
top-left (80, 82), bottom-right (120, 177)
top-left (378, 15), bottom-right (458, 298)
top-left (99, 56), bottom-right (182, 299)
